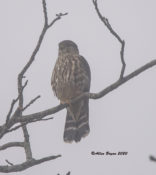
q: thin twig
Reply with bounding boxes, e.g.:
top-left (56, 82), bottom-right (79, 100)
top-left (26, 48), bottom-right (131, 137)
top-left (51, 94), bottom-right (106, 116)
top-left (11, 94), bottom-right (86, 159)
top-left (42, 0), bottom-right (48, 26)
top-left (92, 0), bottom-right (126, 78)
top-left (0, 155), bottom-right (61, 173)
top-left (6, 98), bottom-right (19, 124)
top-left (120, 41), bottom-right (125, 78)
top-left (48, 13), bottom-right (68, 28)
top-left (6, 80), bottom-right (28, 124)
top-left (6, 117), bottom-right (54, 134)
top-left (18, 12), bottom-right (67, 78)
top-left (6, 124), bottom-right (26, 133)
top-left (22, 95), bottom-right (41, 111)
top-left (5, 160), bottom-right (14, 166)
top-left (149, 155), bottom-right (156, 162)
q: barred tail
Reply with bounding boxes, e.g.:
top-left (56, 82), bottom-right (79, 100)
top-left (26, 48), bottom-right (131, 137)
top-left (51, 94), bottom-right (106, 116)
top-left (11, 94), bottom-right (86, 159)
top-left (63, 99), bottom-right (90, 143)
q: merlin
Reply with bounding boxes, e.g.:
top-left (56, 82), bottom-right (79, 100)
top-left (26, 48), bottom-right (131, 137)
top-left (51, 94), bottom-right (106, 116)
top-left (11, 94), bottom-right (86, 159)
top-left (51, 40), bottom-right (91, 143)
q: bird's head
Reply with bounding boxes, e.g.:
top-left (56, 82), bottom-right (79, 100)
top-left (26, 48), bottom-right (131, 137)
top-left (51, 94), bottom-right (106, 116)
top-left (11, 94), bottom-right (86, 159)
top-left (59, 40), bottom-right (79, 55)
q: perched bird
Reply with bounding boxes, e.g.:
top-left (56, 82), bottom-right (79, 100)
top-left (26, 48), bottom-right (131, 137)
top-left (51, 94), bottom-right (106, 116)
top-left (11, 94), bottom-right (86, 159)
top-left (51, 40), bottom-right (91, 143)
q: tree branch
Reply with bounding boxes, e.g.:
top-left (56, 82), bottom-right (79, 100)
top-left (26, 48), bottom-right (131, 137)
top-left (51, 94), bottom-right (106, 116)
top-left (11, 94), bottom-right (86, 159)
top-left (0, 0), bottom-right (67, 171)
top-left (6, 116), bottom-right (54, 134)
top-left (5, 80), bottom-right (28, 124)
top-left (22, 95), bottom-right (41, 111)
top-left (92, 0), bottom-right (126, 79)
top-left (5, 160), bottom-right (14, 166)
top-left (0, 155), bottom-right (61, 173)
top-left (1, 58), bottom-right (155, 134)
top-left (0, 142), bottom-right (24, 151)
top-left (14, 0), bottom-right (68, 162)
top-left (42, 0), bottom-right (48, 26)
top-left (48, 13), bottom-right (68, 28)
top-left (6, 98), bottom-right (19, 124)
top-left (149, 155), bottom-right (156, 162)
top-left (14, 59), bottom-right (155, 123)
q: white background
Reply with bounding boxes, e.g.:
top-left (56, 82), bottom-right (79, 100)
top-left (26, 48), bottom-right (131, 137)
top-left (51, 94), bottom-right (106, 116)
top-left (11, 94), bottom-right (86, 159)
top-left (0, 0), bottom-right (156, 174)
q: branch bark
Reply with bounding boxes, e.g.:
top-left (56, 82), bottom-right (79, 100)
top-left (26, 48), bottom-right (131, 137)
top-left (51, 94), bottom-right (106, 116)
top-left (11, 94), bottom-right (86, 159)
top-left (0, 155), bottom-right (61, 173)
top-left (0, 142), bottom-right (24, 151)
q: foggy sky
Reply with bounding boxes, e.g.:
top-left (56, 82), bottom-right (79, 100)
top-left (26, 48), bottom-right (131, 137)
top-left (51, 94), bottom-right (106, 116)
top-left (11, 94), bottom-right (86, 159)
top-left (0, 0), bottom-right (156, 174)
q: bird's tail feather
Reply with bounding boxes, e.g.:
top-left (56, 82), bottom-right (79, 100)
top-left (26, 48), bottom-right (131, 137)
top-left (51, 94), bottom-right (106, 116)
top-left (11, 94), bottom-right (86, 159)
top-left (63, 98), bottom-right (89, 143)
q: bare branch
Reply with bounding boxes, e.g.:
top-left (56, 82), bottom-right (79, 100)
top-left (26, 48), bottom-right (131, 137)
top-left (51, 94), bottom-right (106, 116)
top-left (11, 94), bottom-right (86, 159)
top-left (1, 57), bottom-right (151, 130)
top-left (6, 124), bottom-right (26, 133)
top-left (15, 59), bottom-right (156, 123)
top-left (92, 0), bottom-right (126, 78)
top-left (15, 0), bottom-right (67, 162)
top-left (22, 95), bottom-right (41, 111)
top-left (150, 155), bottom-right (156, 162)
top-left (42, 0), bottom-right (48, 26)
top-left (6, 80), bottom-right (28, 124)
top-left (120, 41), bottom-right (126, 79)
top-left (22, 126), bottom-right (32, 161)
top-left (0, 155), bottom-right (61, 173)
top-left (0, 142), bottom-right (24, 151)
top-left (18, 12), bottom-right (67, 79)
top-left (6, 98), bottom-right (19, 124)
top-left (48, 13), bottom-right (68, 28)
top-left (6, 116), bottom-right (54, 134)
top-left (5, 160), bottom-right (14, 166)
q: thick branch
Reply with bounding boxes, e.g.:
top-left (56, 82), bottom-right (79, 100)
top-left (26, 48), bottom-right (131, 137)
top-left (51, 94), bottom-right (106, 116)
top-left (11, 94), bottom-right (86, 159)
top-left (0, 155), bottom-right (61, 173)
top-left (89, 59), bottom-right (156, 99)
top-left (0, 59), bottom-right (153, 136)
top-left (13, 59), bottom-right (155, 123)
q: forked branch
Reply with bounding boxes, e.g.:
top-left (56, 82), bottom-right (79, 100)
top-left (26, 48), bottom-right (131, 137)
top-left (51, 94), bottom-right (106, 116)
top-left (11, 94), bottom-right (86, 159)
top-left (92, 0), bottom-right (126, 79)
top-left (0, 0), bottom-right (67, 172)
